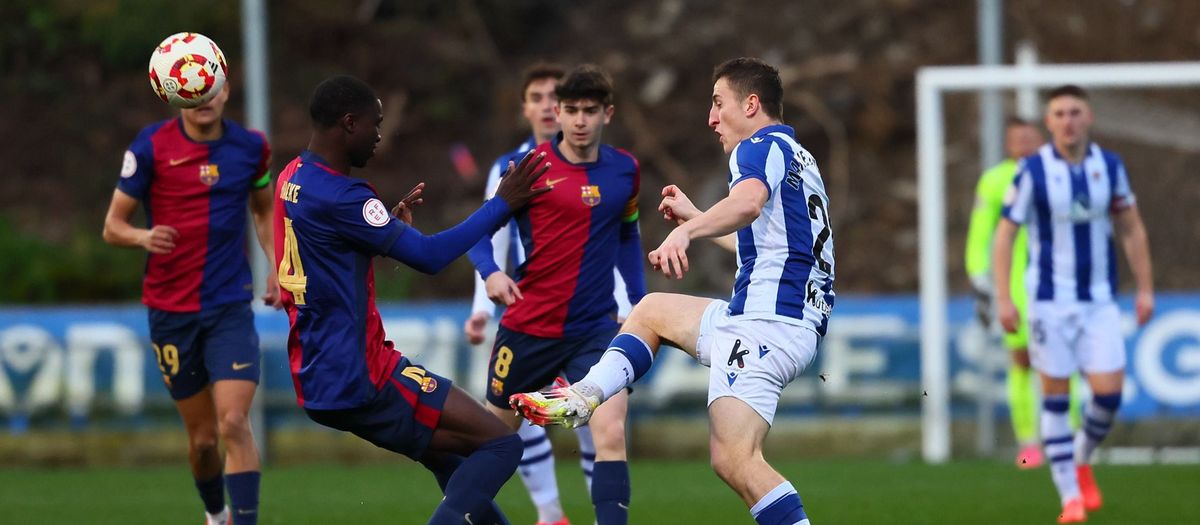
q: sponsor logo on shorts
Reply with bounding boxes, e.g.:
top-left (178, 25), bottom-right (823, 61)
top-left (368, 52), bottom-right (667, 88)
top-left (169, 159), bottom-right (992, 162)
top-left (758, 344), bottom-right (771, 358)
top-left (727, 339), bottom-right (749, 369)
top-left (232, 361), bottom-right (254, 371)
top-left (726, 371), bottom-right (738, 386)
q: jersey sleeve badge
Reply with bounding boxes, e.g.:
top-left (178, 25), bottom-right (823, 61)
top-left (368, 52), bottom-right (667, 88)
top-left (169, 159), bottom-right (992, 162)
top-left (362, 198), bottom-right (390, 227)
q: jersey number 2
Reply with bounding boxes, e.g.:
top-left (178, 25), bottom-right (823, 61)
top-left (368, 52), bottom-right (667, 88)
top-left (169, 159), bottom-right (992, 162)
top-left (278, 217), bottom-right (308, 305)
top-left (807, 195), bottom-right (833, 273)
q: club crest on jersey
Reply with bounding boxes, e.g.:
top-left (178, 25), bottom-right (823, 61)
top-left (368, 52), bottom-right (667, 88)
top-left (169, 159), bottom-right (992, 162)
top-left (581, 185), bottom-right (601, 207)
top-left (199, 164), bottom-right (220, 186)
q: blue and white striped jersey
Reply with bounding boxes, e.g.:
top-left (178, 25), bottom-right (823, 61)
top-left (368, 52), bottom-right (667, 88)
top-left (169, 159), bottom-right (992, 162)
top-left (1002, 143), bottom-right (1136, 303)
top-left (726, 124), bottom-right (835, 335)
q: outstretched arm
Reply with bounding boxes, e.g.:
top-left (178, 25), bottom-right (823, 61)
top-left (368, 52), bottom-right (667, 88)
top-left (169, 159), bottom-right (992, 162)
top-left (387, 198), bottom-right (512, 274)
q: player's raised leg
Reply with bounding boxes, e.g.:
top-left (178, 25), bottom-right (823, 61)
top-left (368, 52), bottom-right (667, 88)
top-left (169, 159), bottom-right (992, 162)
top-left (511, 293), bottom-right (713, 426)
top-left (212, 379), bottom-right (261, 525)
top-left (710, 398), bottom-right (808, 525)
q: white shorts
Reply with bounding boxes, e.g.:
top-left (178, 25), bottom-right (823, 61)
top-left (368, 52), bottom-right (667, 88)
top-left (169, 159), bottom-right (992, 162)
top-left (695, 300), bottom-right (819, 426)
top-left (1028, 301), bottom-right (1126, 378)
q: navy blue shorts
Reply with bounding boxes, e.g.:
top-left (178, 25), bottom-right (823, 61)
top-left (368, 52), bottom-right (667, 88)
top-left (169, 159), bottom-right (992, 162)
top-left (305, 357), bottom-right (451, 460)
top-left (484, 326), bottom-right (617, 409)
top-left (147, 302), bottom-right (260, 400)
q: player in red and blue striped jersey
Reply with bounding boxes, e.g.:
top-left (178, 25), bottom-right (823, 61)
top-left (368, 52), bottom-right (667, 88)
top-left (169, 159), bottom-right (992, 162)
top-left (464, 62), bottom-right (603, 525)
top-left (103, 82), bottom-right (276, 525)
top-left (468, 65), bottom-right (646, 525)
top-left (276, 75), bottom-right (550, 525)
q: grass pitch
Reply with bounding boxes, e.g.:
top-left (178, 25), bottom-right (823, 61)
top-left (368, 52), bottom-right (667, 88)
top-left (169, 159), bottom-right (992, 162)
top-left (2, 459), bottom-right (1196, 524)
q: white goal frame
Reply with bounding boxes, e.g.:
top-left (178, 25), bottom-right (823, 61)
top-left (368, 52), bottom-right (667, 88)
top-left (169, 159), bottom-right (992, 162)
top-left (917, 61), bottom-right (1200, 463)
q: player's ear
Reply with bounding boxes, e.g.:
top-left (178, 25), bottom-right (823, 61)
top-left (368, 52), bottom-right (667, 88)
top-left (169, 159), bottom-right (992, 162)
top-left (339, 112), bottom-right (356, 134)
top-left (744, 94), bottom-right (760, 118)
top-left (603, 104), bottom-right (614, 124)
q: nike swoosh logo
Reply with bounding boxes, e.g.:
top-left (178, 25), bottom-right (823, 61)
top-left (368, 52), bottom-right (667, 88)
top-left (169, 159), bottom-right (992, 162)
top-left (232, 362), bottom-right (254, 370)
top-left (544, 177), bottom-right (568, 187)
top-left (168, 156), bottom-right (196, 166)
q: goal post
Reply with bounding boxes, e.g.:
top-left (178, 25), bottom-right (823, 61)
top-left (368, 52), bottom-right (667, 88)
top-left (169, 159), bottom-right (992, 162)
top-left (916, 61), bottom-right (1200, 464)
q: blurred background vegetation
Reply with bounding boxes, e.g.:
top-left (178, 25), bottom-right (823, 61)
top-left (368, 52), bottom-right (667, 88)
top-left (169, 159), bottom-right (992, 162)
top-left (3, 0), bottom-right (1199, 304)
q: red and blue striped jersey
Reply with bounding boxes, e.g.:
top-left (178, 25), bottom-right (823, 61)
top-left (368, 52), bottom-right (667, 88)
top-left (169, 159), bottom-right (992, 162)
top-left (274, 151), bottom-right (405, 410)
top-left (117, 118), bottom-right (271, 312)
top-left (501, 138), bottom-right (642, 338)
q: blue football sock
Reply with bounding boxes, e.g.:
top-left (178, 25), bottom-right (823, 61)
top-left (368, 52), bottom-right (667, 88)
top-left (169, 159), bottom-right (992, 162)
top-left (429, 434), bottom-right (521, 525)
top-left (193, 473), bottom-right (225, 514)
top-left (225, 471), bottom-right (259, 525)
top-left (421, 453), bottom-right (510, 525)
top-left (751, 481), bottom-right (808, 525)
top-left (592, 460), bottom-right (631, 525)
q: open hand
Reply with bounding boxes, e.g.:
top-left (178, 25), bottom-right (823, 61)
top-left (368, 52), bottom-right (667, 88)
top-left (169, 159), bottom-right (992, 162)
top-left (649, 226), bottom-right (691, 280)
top-left (391, 183), bottom-right (425, 225)
top-left (494, 151), bottom-right (552, 210)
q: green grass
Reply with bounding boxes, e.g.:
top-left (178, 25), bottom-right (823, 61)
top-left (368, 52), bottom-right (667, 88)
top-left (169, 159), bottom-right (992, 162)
top-left (1, 459), bottom-right (1197, 524)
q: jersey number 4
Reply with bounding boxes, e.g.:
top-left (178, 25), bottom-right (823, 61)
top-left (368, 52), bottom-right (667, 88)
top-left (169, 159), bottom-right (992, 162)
top-left (278, 217), bottom-right (308, 305)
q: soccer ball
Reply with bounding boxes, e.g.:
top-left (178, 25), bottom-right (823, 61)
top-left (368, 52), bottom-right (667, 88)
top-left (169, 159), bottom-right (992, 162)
top-left (148, 32), bottom-right (228, 108)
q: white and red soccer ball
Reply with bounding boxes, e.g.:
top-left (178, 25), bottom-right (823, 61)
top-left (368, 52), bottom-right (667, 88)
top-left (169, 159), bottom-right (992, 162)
top-left (148, 32), bottom-right (228, 108)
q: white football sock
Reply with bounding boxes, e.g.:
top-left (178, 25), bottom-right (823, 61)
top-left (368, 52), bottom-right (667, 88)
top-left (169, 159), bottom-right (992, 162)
top-left (516, 421), bottom-right (564, 523)
top-left (575, 425), bottom-right (595, 492)
top-left (1042, 395), bottom-right (1080, 504)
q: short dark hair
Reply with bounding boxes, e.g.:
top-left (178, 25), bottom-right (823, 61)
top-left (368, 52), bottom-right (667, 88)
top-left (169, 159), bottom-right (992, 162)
top-left (1006, 116), bottom-right (1034, 128)
top-left (1047, 84), bottom-right (1089, 103)
top-left (520, 62), bottom-right (565, 101)
top-left (713, 57), bottom-right (783, 120)
top-left (309, 75), bottom-right (378, 129)
top-left (555, 64), bottom-right (613, 106)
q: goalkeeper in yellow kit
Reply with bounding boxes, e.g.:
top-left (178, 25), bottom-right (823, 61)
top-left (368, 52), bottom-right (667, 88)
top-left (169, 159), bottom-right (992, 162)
top-left (966, 117), bottom-right (1078, 468)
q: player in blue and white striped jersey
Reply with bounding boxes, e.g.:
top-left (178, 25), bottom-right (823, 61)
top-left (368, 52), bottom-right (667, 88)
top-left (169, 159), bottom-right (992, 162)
top-left (993, 85), bottom-right (1155, 524)
top-left (512, 58), bottom-right (826, 525)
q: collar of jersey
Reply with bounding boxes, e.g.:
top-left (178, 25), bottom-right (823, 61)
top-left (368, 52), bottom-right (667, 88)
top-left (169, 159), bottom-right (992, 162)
top-left (175, 117), bottom-right (231, 145)
top-left (549, 131), bottom-right (604, 168)
top-left (751, 123), bottom-right (795, 140)
top-left (299, 150), bottom-right (344, 176)
top-left (1048, 141), bottom-right (1097, 166)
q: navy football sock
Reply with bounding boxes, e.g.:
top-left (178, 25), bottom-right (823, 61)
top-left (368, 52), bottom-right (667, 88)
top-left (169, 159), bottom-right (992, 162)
top-left (428, 434), bottom-right (521, 525)
top-left (422, 453), bottom-right (510, 525)
top-left (225, 471), bottom-right (260, 525)
top-left (592, 460), bottom-right (631, 525)
top-left (194, 473), bottom-right (225, 514)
